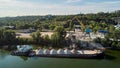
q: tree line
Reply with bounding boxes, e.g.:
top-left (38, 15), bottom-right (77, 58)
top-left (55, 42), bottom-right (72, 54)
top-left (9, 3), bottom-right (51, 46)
top-left (0, 26), bottom-right (70, 48)
top-left (0, 10), bottom-right (120, 31)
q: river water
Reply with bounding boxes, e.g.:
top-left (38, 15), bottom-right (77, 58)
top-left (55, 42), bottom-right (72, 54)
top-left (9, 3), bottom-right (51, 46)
top-left (0, 48), bottom-right (120, 68)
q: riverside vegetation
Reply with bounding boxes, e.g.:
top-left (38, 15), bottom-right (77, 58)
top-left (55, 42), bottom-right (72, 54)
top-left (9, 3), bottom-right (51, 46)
top-left (0, 10), bottom-right (120, 49)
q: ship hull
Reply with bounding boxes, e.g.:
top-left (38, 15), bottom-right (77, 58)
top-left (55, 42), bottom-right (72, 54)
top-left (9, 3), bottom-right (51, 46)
top-left (11, 51), bottom-right (105, 59)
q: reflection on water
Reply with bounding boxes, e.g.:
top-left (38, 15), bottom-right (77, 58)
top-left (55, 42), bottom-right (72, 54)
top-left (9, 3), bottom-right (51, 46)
top-left (0, 45), bottom-right (120, 68)
top-left (19, 56), bottom-right (28, 61)
top-left (0, 50), bottom-right (8, 60)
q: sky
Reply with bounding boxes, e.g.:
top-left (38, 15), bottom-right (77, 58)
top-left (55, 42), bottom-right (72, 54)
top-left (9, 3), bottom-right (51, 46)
top-left (0, 0), bottom-right (120, 17)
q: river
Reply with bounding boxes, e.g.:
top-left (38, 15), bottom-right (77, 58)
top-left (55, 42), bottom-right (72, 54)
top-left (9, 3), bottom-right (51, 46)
top-left (0, 46), bottom-right (120, 68)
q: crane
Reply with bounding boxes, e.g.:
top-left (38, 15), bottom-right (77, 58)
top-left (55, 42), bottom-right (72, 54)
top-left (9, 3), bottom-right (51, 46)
top-left (69, 16), bottom-right (85, 32)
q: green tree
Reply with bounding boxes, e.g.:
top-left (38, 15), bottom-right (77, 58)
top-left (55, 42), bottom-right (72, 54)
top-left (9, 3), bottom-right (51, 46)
top-left (50, 26), bottom-right (66, 47)
top-left (0, 29), bottom-right (16, 45)
top-left (43, 35), bottom-right (51, 46)
top-left (49, 25), bottom-right (55, 30)
top-left (54, 26), bottom-right (66, 38)
top-left (93, 25), bottom-right (101, 33)
top-left (109, 25), bottom-right (115, 33)
top-left (51, 32), bottom-right (61, 47)
top-left (89, 21), bottom-right (96, 29)
top-left (31, 30), bottom-right (42, 44)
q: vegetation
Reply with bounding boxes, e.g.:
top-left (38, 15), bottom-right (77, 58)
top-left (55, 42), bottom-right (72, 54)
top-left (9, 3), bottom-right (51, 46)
top-left (0, 10), bottom-right (120, 31)
top-left (0, 29), bottom-right (16, 45)
top-left (0, 10), bottom-right (120, 48)
top-left (51, 26), bottom-right (67, 47)
top-left (93, 29), bottom-right (120, 48)
top-left (31, 30), bottom-right (42, 44)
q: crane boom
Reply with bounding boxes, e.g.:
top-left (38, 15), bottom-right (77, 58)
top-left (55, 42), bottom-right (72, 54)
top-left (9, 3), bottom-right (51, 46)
top-left (70, 16), bottom-right (85, 32)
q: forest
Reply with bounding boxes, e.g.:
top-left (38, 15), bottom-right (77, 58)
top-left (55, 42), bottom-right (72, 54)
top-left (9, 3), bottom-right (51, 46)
top-left (0, 10), bottom-right (120, 30)
top-left (0, 10), bottom-right (120, 48)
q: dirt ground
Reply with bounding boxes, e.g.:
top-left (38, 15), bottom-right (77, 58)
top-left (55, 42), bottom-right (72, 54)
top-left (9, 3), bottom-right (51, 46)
top-left (16, 32), bottom-right (53, 38)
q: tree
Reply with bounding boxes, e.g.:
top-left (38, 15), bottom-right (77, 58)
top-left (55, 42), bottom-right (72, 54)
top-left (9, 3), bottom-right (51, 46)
top-left (54, 26), bottom-right (66, 38)
top-left (93, 25), bottom-right (100, 33)
top-left (107, 29), bottom-right (120, 41)
top-left (109, 25), bottom-right (115, 33)
top-left (50, 26), bottom-right (66, 47)
top-left (43, 35), bottom-right (51, 46)
top-left (31, 30), bottom-right (42, 44)
top-left (104, 29), bottom-right (120, 48)
top-left (89, 21), bottom-right (96, 29)
top-left (0, 29), bottom-right (16, 45)
top-left (51, 32), bottom-right (61, 47)
top-left (49, 25), bottom-right (55, 30)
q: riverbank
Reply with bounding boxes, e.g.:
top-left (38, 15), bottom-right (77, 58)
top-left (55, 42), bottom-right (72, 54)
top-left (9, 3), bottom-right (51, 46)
top-left (105, 49), bottom-right (120, 63)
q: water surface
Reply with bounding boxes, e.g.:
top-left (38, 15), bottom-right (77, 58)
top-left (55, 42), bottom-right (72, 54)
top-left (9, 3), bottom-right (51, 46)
top-left (0, 49), bottom-right (120, 68)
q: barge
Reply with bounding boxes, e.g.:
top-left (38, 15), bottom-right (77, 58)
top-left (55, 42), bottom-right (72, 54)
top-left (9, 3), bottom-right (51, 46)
top-left (11, 50), bottom-right (105, 59)
top-left (11, 45), bottom-right (105, 59)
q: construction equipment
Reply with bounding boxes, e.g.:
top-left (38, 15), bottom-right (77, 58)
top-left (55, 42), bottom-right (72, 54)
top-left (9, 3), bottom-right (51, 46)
top-left (69, 16), bottom-right (85, 32)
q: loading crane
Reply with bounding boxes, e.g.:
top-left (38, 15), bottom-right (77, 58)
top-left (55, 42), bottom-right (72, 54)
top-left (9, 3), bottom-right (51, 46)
top-left (69, 16), bottom-right (85, 32)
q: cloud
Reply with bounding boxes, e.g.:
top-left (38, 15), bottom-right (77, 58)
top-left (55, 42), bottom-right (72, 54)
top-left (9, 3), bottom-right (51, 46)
top-left (0, 0), bottom-right (16, 3)
top-left (66, 0), bottom-right (82, 3)
top-left (0, 0), bottom-right (120, 17)
top-left (0, 0), bottom-right (12, 2)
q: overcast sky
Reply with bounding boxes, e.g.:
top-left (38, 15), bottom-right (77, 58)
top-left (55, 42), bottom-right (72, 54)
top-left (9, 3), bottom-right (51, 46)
top-left (0, 0), bottom-right (120, 17)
